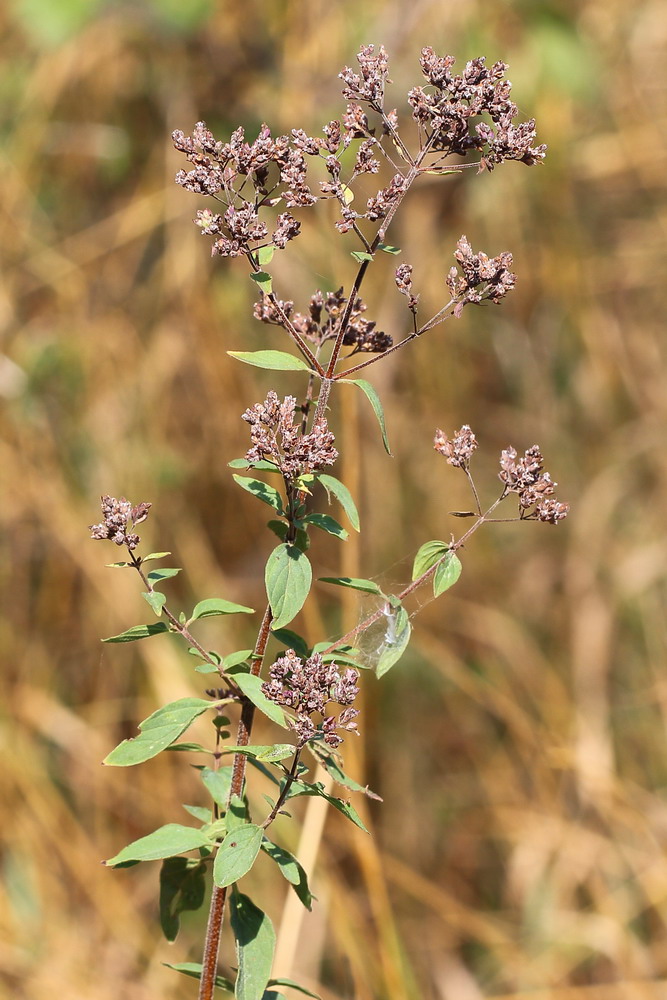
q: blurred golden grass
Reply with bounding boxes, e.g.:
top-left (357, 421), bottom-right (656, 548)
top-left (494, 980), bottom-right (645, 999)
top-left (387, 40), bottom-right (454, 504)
top-left (1, 0), bottom-right (667, 997)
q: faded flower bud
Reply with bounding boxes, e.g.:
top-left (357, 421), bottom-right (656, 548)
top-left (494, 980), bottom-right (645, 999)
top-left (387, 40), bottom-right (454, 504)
top-left (89, 495), bottom-right (151, 550)
top-left (447, 236), bottom-right (515, 316)
top-left (263, 649), bottom-right (360, 748)
top-left (434, 425), bottom-right (478, 469)
top-left (242, 391), bottom-right (338, 478)
top-left (499, 445), bottom-right (569, 524)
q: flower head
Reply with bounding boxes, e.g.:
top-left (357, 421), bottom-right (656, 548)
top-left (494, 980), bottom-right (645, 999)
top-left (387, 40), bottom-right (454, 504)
top-left (89, 496), bottom-right (151, 550)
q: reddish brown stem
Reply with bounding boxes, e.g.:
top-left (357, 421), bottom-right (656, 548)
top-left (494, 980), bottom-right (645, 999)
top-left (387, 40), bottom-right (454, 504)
top-left (198, 603), bottom-right (274, 1000)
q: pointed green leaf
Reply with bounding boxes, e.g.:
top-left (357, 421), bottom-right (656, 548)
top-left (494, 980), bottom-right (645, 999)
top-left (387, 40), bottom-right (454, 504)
top-left (228, 458), bottom-right (280, 472)
top-left (105, 561), bottom-right (131, 568)
top-left (182, 804), bottom-right (212, 823)
top-left (376, 605), bottom-right (411, 678)
top-left (309, 746), bottom-right (382, 800)
top-left (147, 567), bottom-right (181, 583)
top-left (102, 622), bottom-right (170, 643)
top-left (339, 378), bottom-right (391, 454)
top-left (141, 551), bottom-right (171, 563)
top-left (351, 251), bottom-right (373, 262)
top-left (302, 512), bottom-right (348, 541)
top-left (271, 628), bottom-right (309, 657)
top-left (224, 649), bottom-right (254, 669)
top-left (142, 591), bottom-right (166, 617)
top-left (103, 697), bottom-right (212, 766)
top-left (267, 981), bottom-right (320, 999)
top-left (233, 673), bottom-right (287, 728)
top-left (230, 890), bottom-right (275, 1000)
top-left (341, 184), bottom-right (354, 204)
top-left (256, 246), bottom-right (275, 266)
top-left (316, 474), bottom-right (360, 531)
top-left (233, 476), bottom-right (284, 513)
top-left (261, 840), bottom-right (313, 910)
top-left (249, 270), bottom-right (273, 293)
top-left (265, 544), bottom-right (312, 630)
top-left (201, 766), bottom-right (234, 807)
top-left (213, 824), bottom-right (263, 888)
top-left (190, 598), bottom-right (255, 621)
top-left (412, 540), bottom-right (449, 580)
top-left (318, 576), bottom-right (383, 596)
top-left (159, 857), bottom-right (206, 942)
top-left (105, 824), bottom-right (213, 867)
top-left (433, 550), bottom-right (462, 597)
top-left (287, 781), bottom-right (368, 832)
top-left (221, 744), bottom-right (294, 763)
top-left (163, 962), bottom-right (234, 993)
top-left (377, 242), bottom-right (401, 254)
top-left (228, 350), bottom-right (311, 372)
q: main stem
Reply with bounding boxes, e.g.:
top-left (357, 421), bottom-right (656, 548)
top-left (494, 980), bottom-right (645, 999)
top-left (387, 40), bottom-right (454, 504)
top-left (198, 603), bottom-right (274, 1000)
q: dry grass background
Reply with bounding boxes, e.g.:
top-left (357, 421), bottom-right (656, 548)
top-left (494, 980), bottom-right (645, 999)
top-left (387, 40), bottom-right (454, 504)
top-left (1, 0), bottom-right (666, 997)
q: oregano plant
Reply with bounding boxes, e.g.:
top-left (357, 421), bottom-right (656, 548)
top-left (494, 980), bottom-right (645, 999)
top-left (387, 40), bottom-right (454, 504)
top-left (91, 45), bottom-right (569, 1000)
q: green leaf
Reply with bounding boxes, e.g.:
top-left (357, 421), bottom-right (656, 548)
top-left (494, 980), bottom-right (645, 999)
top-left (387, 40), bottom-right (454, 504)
top-left (316, 474), bottom-right (360, 531)
top-left (224, 649), bottom-right (254, 669)
top-left (287, 781), bottom-right (368, 832)
top-left (164, 742), bottom-right (212, 754)
top-left (318, 576), bottom-right (383, 596)
top-left (147, 567), bottom-right (181, 583)
top-left (159, 857), bottom-right (206, 942)
top-left (182, 804), bottom-right (212, 823)
top-left (261, 840), bottom-right (313, 910)
top-left (268, 980), bottom-right (320, 999)
top-left (309, 746), bottom-right (382, 800)
top-left (350, 251), bottom-right (373, 262)
top-left (233, 674), bottom-right (287, 728)
top-left (194, 663), bottom-right (221, 674)
top-left (190, 597), bottom-right (255, 621)
top-left (249, 270), bottom-right (273, 294)
top-left (105, 824), bottom-right (213, 867)
top-left (377, 242), bottom-right (401, 254)
top-left (230, 890), bottom-right (276, 1000)
top-left (141, 551), bottom-right (171, 563)
top-left (221, 744), bottom-right (295, 763)
top-left (256, 246), bottom-right (275, 266)
top-left (376, 605), bottom-right (411, 679)
top-left (412, 540), bottom-right (449, 580)
top-left (433, 550), bottom-right (462, 598)
top-left (341, 184), bottom-right (354, 205)
top-left (103, 697), bottom-right (212, 766)
top-left (271, 629), bottom-right (310, 658)
top-left (102, 622), bottom-right (170, 643)
top-left (228, 458), bottom-right (280, 472)
top-left (105, 561), bottom-right (131, 568)
top-left (233, 476), bottom-right (284, 513)
top-left (226, 794), bottom-right (248, 832)
top-left (265, 544), bottom-right (312, 630)
top-left (142, 591), bottom-right (166, 617)
top-left (213, 824), bottom-right (263, 888)
top-left (228, 350), bottom-right (311, 372)
top-left (201, 766), bottom-right (234, 807)
top-left (302, 513), bottom-right (348, 541)
top-left (339, 378), bottom-right (391, 455)
top-left (163, 962), bottom-right (234, 994)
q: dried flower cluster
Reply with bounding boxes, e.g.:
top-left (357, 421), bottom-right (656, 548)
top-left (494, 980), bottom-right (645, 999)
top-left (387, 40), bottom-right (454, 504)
top-left (262, 649), bottom-right (360, 748)
top-left (434, 425), bottom-right (478, 469)
top-left (242, 391), bottom-right (338, 478)
top-left (173, 44), bottom-right (545, 264)
top-left (446, 236), bottom-right (516, 317)
top-left (499, 445), bottom-right (570, 523)
top-left (434, 429), bottom-right (569, 525)
top-left (410, 48), bottom-right (546, 169)
top-left (254, 287), bottom-right (391, 354)
top-left (89, 496), bottom-right (151, 550)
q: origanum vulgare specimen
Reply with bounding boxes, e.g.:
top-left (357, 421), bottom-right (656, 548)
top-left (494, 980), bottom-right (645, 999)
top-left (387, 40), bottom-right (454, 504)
top-left (92, 45), bottom-right (567, 1000)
